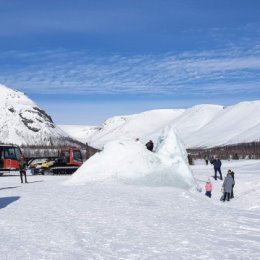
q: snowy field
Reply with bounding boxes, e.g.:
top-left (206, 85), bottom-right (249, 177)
top-left (1, 160), bottom-right (260, 260)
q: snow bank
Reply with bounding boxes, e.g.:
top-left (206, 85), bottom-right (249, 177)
top-left (66, 127), bottom-right (197, 189)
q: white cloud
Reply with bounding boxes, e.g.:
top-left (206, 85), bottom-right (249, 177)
top-left (0, 45), bottom-right (260, 96)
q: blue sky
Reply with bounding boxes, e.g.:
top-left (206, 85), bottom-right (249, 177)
top-left (0, 0), bottom-right (260, 124)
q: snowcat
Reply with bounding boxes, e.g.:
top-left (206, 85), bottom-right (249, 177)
top-left (0, 144), bottom-right (22, 176)
top-left (30, 147), bottom-right (83, 175)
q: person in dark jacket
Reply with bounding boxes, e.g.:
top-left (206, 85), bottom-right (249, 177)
top-left (222, 172), bottom-right (234, 201)
top-left (230, 170), bottom-right (235, 198)
top-left (19, 156), bottom-right (28, 183)
top-left (211, 157), bottom-right (222, 180)
top-left (145, 140), bottom-right (154, 152)
top-left (204, 155), bottom-right (209, 165)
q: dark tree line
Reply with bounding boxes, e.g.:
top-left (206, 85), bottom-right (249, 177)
top-left (188, 142), bottom-right (260, 160)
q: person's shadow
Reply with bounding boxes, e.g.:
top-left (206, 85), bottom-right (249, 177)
top-left (0, 196), bottom-right (20, 209)
top-left (27, 180), bottom-right (44, 184)
top-left (0, 186), bottom-right (20, 191)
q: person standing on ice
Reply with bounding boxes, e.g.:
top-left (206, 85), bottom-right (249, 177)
top-left (222, 172), bottom-right (234, 202)
top-left (145, 140), bottom-right (154, 152)
top-left (211, 157), bottom-right (222, 180)
top-left (19, 156), bottom-right (28, 183)
top-left (205, 179), bottom-right (212, 198)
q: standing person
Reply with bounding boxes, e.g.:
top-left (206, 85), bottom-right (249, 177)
top-left (19, 156), bottom-right (28, 183)
top-left (205, 179), bottom-right (213, 198)
top-left (222, 172), bottom-right (234, 202)
top-left (145, 140), bottom-right (154, 152)
top-left (187, 154), bottom-right (193, 165)
top-left (211, 157), bottom-right (222, 180)
top-left (204, 155), bottom-right (209, 165)
top-left (230, 170), bottom-right (235, 199)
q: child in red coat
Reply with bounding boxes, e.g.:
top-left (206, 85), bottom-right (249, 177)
top-left (205, 179), bottom-right (213, 198)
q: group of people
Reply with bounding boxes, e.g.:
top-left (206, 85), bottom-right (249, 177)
top-left (205, 157), bottom-right (235, 202)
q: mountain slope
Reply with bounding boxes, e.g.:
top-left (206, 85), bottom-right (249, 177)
top-left (60, 125), bottom-right (100, 144)
top-left (0, 84), bottom-right (80, 146)
top-left (185, 101), bottom-right (260, 148)
top-left (85, 109), bottom-right (184, 148)
top-left (60, 102), bottom-right (260, 149)
top-left (169, 104), bottom-right (224, 140)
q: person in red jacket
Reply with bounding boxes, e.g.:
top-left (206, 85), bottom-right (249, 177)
top-left (205, 179), bottom-right (213, 198)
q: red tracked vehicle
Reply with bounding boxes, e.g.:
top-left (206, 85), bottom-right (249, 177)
top-left (0, 144), bottom-right (22, 176)
top-left (30, 147), bottom-right (83, 175)
top-left (46, 147), bottom-right (83, 175)
top-left (0, 145), bottom-right (83, 176)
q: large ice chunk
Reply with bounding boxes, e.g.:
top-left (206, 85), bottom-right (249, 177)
top-left (66, 127), bottom-right (197, 189)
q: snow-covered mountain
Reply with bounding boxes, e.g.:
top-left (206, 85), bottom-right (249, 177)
top-left (60, 101), bottom-right (260, 149)
top-left (185, 101), bottom-right (260, 148)
top-left (60, 125), bottom-right (101, 144)
top-left (60, 109), bottom-right (184, 145)
top-left (0, 84), bottom-right (81, 146)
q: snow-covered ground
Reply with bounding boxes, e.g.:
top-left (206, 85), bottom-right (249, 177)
top-left (1, 160), bottom-right (260, 260)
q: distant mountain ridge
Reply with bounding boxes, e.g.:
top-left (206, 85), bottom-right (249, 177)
top-left (60, 102), bottom-right (260, 149)
top-left (0, 84), bottom-right (82, 146)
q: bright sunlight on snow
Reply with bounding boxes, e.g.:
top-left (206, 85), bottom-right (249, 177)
top-left (1, 159), bottom-right (260, 259)
top-left (67, 127), bottom-right (198, 189)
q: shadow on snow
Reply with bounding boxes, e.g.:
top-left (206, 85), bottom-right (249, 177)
top-left (27, 180), bottom-right (44, 184)
top-left (0, 196), bottom-right (20, 209)
top-left (0, 186), bottom-right (20, 191)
